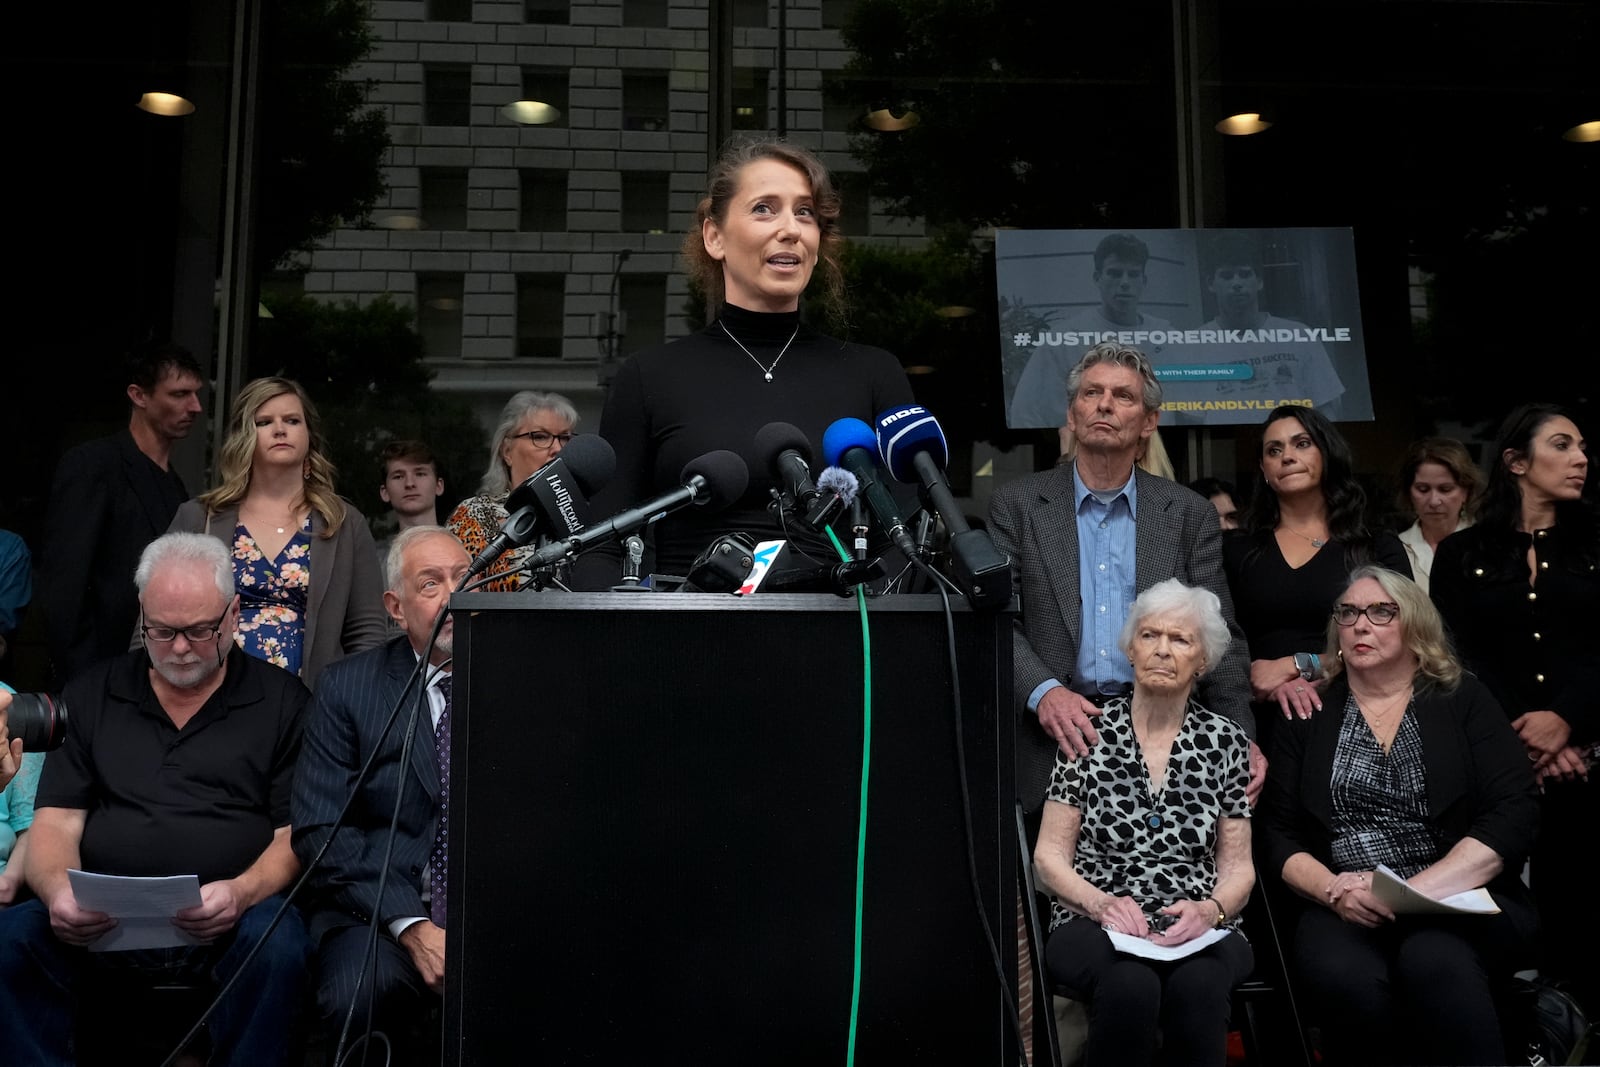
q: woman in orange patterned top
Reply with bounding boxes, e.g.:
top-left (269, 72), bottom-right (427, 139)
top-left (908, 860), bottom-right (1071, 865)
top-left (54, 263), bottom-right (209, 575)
top-left (446, 390), bottom-right (578, 591)
top-left (164, 377), bottom-right (387, 687)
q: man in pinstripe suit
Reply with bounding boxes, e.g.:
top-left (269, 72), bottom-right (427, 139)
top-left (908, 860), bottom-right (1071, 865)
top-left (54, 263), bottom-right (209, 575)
top-left (989, 343), bottom-right (1262, 822)
top-left (291, 526), bottom-right (470, 1058)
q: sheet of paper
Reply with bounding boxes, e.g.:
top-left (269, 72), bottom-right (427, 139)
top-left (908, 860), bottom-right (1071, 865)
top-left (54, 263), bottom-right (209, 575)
top-left (1370, 864), bottom-right (1500, 916)
top-left (1107, 925), bottom-right (1232, 961)
top-left (67, 870), bottom-right (206, 951)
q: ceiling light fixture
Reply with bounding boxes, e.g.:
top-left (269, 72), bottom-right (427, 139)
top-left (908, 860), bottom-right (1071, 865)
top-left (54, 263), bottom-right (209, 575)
top-left (1215, 112), bottom-right (1271, 136)
top-left (864, 108), bottom-right (919, 132)
top-left (1561, 120), bottom-right (1600, 143)
top-left (136, 92), bottom-right (196, 117)
top-left (501, 100), bottom-right (562, 125)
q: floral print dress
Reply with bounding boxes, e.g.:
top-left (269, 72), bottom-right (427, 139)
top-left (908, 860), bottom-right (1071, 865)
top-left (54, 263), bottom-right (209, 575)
top-left (232, 519), bottom-right (311, 676)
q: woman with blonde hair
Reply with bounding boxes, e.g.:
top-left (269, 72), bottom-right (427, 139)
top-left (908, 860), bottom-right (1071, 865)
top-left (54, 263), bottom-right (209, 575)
top-left (446, 389), bottom-right (579, 591)
top-left (166, 377), bottom-right (386, 686)
top-left (1260, 565), bottom-right (1537, 1065)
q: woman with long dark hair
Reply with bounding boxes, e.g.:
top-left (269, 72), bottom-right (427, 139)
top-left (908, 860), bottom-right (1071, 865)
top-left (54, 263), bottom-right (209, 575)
top-left (1430, 402), bottom-right (1598, 1013)
top-left (1223, 404), bottom-right (1410, 723)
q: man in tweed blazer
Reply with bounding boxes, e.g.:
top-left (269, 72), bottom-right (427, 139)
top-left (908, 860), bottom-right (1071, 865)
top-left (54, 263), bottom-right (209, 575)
top-left (291, 526), bottom-right (470, 1056)
top-left (989, 343), bottom-right (1260, 817)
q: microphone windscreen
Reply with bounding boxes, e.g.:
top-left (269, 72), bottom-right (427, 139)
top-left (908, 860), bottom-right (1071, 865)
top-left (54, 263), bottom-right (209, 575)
top-left (821, 417), bottom-right (878, 468)
top-left (874, 405), bottom-right (948, 483)
top-left (681, 449), bottom-right (750, 509)
top-left (559, 434), bottom-right (618, 496)
top-left (752, 421), bottom-right (814, 475)
top-left (816, 466), bottom-right (860, 505)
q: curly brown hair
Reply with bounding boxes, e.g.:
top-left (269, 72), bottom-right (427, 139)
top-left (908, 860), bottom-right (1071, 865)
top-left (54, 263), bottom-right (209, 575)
top-left (681, 139), bottom-right (847, 319)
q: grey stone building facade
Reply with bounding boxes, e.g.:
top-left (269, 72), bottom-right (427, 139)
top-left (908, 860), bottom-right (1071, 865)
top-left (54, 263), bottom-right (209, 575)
top-left (299, 0), bottom-right (921, 431)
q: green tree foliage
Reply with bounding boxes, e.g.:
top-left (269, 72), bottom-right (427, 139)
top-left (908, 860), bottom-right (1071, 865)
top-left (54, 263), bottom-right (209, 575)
top-left (251, 295), bottom-right (484, 531)
top-left (258, 0), bottom-right (390, 270)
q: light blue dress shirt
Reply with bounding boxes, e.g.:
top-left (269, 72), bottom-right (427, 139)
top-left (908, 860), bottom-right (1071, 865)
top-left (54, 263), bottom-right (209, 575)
top-left (1027, 465), bottom-right (1138, 710)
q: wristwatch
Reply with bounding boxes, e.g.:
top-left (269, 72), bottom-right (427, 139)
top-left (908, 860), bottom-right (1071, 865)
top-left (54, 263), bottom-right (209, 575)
top-left (1293, 652), bottom-right (1320, 681)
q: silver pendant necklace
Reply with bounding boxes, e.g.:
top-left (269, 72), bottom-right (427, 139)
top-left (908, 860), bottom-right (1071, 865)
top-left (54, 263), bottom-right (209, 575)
top-left (722, 321), bottom-right (798, 382)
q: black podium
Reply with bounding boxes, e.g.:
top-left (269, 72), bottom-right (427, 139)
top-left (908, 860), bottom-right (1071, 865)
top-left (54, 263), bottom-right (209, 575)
top-left (442, 591), bottom-right (1016, 1065)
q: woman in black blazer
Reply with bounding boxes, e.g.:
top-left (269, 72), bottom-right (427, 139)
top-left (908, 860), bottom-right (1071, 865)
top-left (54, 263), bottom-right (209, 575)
top-left (1260, 565), bottom-right (1538, 1066)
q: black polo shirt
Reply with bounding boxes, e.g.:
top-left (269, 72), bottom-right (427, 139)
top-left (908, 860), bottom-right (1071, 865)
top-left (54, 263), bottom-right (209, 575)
top-left (36, 645), bottom-right (309, 886)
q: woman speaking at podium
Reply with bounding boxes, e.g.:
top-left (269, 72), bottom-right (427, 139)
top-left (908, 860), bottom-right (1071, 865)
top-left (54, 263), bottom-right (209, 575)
top-left (578, 139), bottom-right (914, 586)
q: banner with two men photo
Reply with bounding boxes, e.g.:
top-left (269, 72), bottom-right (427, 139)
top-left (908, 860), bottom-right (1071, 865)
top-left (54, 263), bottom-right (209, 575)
top-left (998, 227), bottom-right (1372, 428)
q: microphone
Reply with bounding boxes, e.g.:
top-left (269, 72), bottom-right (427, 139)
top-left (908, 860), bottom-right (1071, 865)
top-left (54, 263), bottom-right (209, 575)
top-left (821, 418), bottom-right (917, 558)
top-left (873, 405), bottom-right (1012, 609)
top-left (806, 466), bottom-right (856, 530)
top-left (503, 434), bottom-right (617, 531)
top-left (761, 556), bottom-right (885, 596)
top-left (523, 450), bottom-right (750, 570)
top-left (753, 421), bottom-right (820, 514)
top-left (463, 434), bottom-right (617, 582)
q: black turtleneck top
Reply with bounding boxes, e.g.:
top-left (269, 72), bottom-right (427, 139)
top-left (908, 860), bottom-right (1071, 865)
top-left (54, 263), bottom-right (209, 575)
top-left (582, 304), bottom-right (913, 582)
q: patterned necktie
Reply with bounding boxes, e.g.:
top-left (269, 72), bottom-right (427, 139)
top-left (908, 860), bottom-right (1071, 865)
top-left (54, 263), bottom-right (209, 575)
top-left (429, 673), bottom-right (453, 928)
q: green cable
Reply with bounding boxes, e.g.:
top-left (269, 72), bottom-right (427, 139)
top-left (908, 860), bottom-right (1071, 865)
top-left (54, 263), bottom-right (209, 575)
top-left (825, 527), bottom-right (870, 1067)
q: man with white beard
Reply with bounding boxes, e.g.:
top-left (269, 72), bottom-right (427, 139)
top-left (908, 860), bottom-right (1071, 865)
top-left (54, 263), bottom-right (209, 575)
top-left (0, 532), bottom-right (312, 1066)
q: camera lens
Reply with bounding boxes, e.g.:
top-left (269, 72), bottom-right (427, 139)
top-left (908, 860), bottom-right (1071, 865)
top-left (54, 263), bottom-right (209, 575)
top-left (6, 692), bottom-right (69, 752)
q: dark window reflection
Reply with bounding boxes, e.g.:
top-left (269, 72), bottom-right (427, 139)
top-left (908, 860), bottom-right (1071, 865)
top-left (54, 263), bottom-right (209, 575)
top-left (524, 0), bottom-right (569, 25)
top-left (733, 0), bottom-right (767, 28)
top-left (623, 73), bottom-right (669, 132)
top-left (517, 274), bottom-right (566, 359)
top-left (418, 274), bottom-right (465, 359)
top-left (621, 172), bottom-right (670, 233)
top-left (424, 65), bottom-right (472, 127)
top-left (421, 168), bottom-right (469, 231)
top-left (622, 0), bottom-right (668, 28)
top-left (620, 275), bottom-right (668, 355)
top-left (520, 169), bottom-right (568, 232)
top-left (427, 0), bottom-right (472, 22)
top-left (732, 68), bottom-right (767, 130)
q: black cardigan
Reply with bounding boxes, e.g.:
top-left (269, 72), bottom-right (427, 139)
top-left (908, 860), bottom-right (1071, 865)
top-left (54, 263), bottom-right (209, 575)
top-left (1259, 672), bottom-right (1539, 926)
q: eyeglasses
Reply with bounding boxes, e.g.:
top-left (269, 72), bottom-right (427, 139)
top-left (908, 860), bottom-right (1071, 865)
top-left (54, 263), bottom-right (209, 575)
top-left (141, 606), bottom-right (231, 644)
top-left (509, 430), bottom-right (573, 449)
top-left (1332, 602), bottom-right (1400, 627)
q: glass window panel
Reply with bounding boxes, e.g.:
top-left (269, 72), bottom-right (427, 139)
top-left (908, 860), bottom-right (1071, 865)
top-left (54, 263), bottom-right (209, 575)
top-left (619, 275), bottom-right (667, 355)
top-left (520, 169), bottom-right (568, 232)
top-left (620, 172), bottom-right (670, 233)
top-left (418, 274), bottom-right (465, 360)
top-left (423, 64), bottom-right (472, 127)
top-left (517, 274), bottom-right (566, 359)
top-left (622, 73), bottom-right (669, 132)
top-left (420, 168), bottom-right (469, 231)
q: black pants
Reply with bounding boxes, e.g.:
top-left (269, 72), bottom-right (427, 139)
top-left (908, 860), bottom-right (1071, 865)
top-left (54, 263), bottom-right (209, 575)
top-left (1290, 904), bottom-right (1527, 1066)
top-left (1532, 775), bottom-right (1599, 1013)
top-left (1045, 918), bottom-right (1254, 1067)
top-left (312, 920), bottom-right (439, 1067)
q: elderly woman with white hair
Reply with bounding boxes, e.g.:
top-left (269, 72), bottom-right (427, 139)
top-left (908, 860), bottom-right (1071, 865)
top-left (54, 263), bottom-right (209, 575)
top-left (1034, 578), bottom-right (1256, 1067)
top-left (446, 390), bottom-right (578, 591)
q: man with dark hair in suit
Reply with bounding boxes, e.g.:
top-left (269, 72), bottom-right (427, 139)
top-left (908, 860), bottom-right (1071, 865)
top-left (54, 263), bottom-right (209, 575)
top-left (39, 341), bottom-right (205, 685)
top-left (990, 343), bottom-right (1263, 820)
top-left (292, 525), bottom-right (470, 1058)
